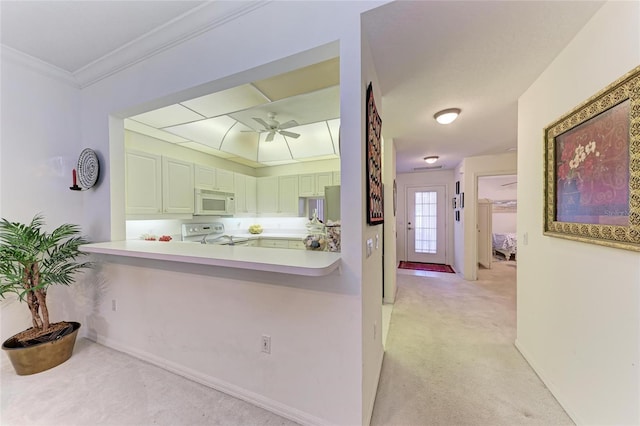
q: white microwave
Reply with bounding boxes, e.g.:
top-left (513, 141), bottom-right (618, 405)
top-left (194, 189), bottom-right (235, 216)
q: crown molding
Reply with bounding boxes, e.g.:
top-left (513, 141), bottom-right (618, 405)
top-left (1, 45), bottom-right (79, 89)
top-left (73, 1), bottom-right (271, 89)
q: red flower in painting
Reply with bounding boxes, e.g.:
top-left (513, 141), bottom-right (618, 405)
top-left (558, 162), bottom-right (570, 180)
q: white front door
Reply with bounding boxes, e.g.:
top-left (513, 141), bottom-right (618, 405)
top-left (406, 186), bottom-right (447, 264)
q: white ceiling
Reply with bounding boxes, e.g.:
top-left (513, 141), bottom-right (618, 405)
top-left (0, 1), bottom-right (604, 172)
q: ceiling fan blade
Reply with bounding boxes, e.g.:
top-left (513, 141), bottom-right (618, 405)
top-left (278, 120), bottom-right (299, 130)
top-left (279, 130), bottom-right (300, 139)
top-left (265, 131), bottom-right (276, 142)
top-left (253, 117), bottom-right (270, 129)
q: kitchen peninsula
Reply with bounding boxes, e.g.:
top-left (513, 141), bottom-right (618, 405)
top-left (81, 240), bottom-right (341, 276)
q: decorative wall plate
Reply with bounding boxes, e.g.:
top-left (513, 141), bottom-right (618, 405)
top-left (77, 149), bottom-right (99, 189)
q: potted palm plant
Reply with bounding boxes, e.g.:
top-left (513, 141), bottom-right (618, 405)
top-left (0, 214), bottom-right (91, 375)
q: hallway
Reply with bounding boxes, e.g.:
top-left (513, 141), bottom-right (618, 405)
top-left (371, 261), bottom-right (572, 425)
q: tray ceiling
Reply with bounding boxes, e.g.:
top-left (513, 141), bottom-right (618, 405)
top-left (125, 58), bottom-right (340, 168)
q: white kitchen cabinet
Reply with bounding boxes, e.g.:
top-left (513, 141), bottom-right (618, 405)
top-left (333, 171), bottom-right (341, 185)
top-left (216, 169), bottom-right (235, 192)
top-left (234, 173), bottom-right (257, 215)
top-left (162, 157), bottom-right (194, 214)
top-left (288, 240), bottom-right (306, 250)
top-left (257, 175), bottom-right (299, 216)
top-left (298, 172), bottom-right (333, 197)
top-left (259, 239), bottom-right (290, 248)
top-left (195, 165), bottom-right (234, 193)
top-left (234, 173), bottom-right (247, 213)
top-left (126, 150), bottom-right (162, 215)
top-left (257, 176), bottom-right (279, 214)
top-left (316, 172), bottom-right (333, 195)
top-left (125, 151), bottom-right (194, 216)
top-left (245, 175), bottom-right (257, 213)
top-left (278, 175), bottom-right (299, 215)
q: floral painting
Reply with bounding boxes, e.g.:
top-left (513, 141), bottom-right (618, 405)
top-left (543, 65), bottom-right (640, 252)
top-left (555, 99), bottom-right (630, 225)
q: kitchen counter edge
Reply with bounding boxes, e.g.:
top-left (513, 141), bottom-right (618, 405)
top-left (81, 240), bottom-right (341, 277)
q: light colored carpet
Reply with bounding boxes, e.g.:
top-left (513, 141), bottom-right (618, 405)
top-left (1, 338), bottom-right (297, 426)
top-left (2, 260), bottom-right (572, 426)
top-left (371, 260), bottom-right (574, 426)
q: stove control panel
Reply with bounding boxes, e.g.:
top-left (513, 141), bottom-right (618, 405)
top-left (181, 223), bottom-right (224, 238)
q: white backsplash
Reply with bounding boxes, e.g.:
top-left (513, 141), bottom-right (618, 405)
top-left (126, 216), bottom-right (309, 240)
top-left (218, 217), bottom-right (308, 234)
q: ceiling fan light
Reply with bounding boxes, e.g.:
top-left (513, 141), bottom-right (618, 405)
top-left (434, 108), bottom-right (461, 125)
top-left (424, 156), bottom-right (439, 164)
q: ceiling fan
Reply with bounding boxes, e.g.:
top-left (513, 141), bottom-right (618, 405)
top-left (247, 112), bottom-right (300, 142)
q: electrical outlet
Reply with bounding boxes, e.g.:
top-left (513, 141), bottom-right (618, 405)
top-left (111, 299), bottom-right (117, 311)
top-left (261, 335), bottom-right (271, 354)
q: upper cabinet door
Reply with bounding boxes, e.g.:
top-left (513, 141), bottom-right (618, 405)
top-left (125, 150), bottom-right (162, 215)
top-left (316, 172), bottom-right (333, 195)
top-left (245, 175), bottom-right (257, 214)
top-left (162, 157), bottom-right (194, 214)
top-left (333, 171), bottom-right (341, 185)
top-left (257, 176), bottom-right (278, 214)
top-left (298, 174), bottom-right (316, 197)
top-left (215, 169), bottom-right (235, 193)
top-left (234, 173), bottom-right (247, 213)
top-left (195, 165), bottom-right (234, 192)
top-left (194, 165), bottom-right (216, 190)
top-left (298, 172), bottom-right (333, 196)
top-left (278, 175), bottom-right (299, 215)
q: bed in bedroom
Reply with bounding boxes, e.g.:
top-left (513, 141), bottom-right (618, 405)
top-left (492, 233), bottom-right (517, 260)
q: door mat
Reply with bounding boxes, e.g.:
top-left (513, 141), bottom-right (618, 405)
top-left (398, 261), bottom-right (455, 273)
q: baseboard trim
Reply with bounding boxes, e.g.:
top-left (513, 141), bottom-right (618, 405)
top-left (514, 339), bottom-right (583, 425)
top-left (92, 335), bottom-right (328, 426)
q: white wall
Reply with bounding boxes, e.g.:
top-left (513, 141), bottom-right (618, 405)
top-left (516, 2), bottom-right (640, 424)
top-left (0, 49), bottom-right (86, 339)
top-left (396, 169), bottom-right (455, 266)
top-left (73, 2), bottom-right (384, 425)
top-left (360, 27), bottom-right (385, 426)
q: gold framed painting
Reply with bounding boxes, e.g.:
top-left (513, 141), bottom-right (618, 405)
top-left (543, 65), bottom-right (640, 251)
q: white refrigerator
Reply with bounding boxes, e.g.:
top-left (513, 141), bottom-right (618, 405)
top-left (324, 185), bottom-right (341, 222)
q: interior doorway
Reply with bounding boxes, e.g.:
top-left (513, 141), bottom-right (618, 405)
top-left (406, 185), bottom-right (447, 264)
top-left (476, 175), bottom-right (517, 274)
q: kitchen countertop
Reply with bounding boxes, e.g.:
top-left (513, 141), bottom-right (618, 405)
top-left (231, 232), bottom-right (308, 240)
top-left (81, 240), bottom-right (341, 277)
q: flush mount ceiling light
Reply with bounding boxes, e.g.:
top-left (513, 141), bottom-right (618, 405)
top-left (434, 108), bottom-right (461, 125)
top-left (424, 156), bottom-right (439, 164)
